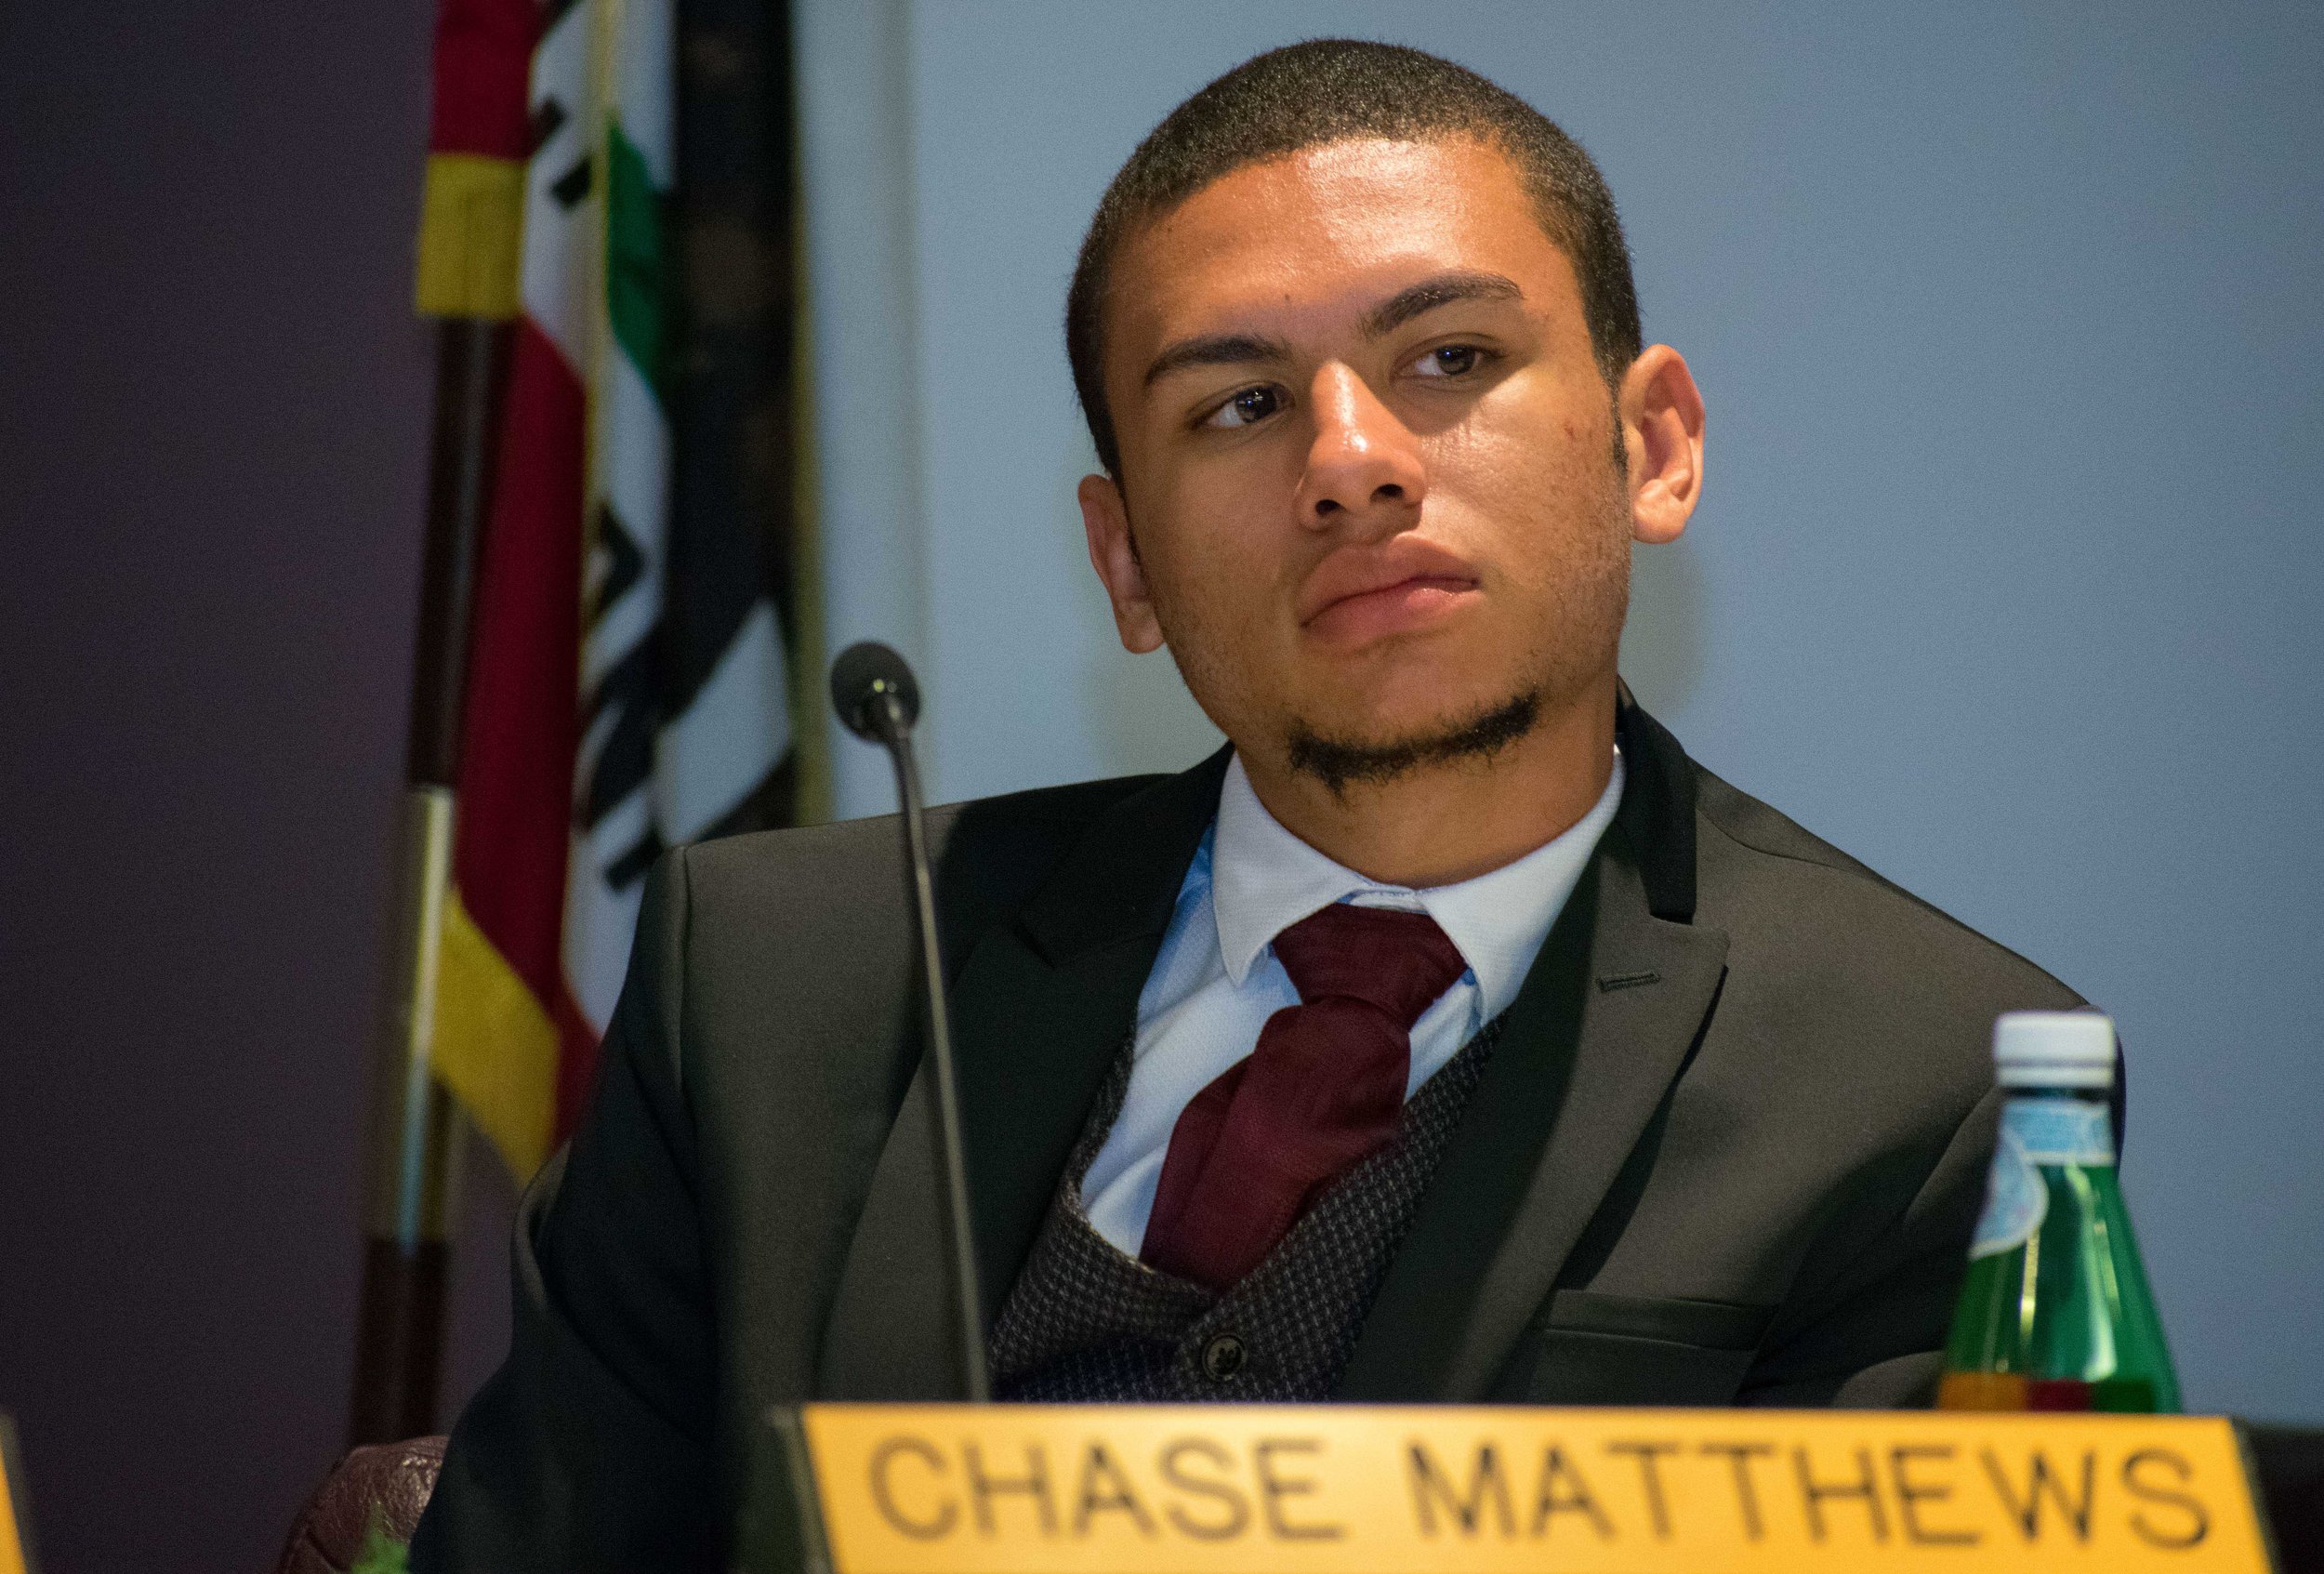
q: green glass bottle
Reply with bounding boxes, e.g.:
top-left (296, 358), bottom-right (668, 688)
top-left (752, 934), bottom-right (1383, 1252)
top-left (1938, 1011), bottom-right (2181, 1413)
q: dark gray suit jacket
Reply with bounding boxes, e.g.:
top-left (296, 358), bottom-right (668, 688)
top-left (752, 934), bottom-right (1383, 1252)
top-left (410, 697), bottom-right (2090, 1571)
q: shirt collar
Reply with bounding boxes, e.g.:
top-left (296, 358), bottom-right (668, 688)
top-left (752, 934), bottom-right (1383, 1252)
top-left (1208, 747), bottom-right (1627, 1018)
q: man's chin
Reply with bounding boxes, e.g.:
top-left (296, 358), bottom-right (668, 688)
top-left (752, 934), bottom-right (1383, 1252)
top-left (1281, 687), bottom-right (1543, 797)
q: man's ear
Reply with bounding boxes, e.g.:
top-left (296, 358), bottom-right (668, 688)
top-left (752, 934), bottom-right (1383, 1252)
top-left (1619, 345), bottom-right (1706, 546)
top-left (1079, 472), bottom-right (1166, 653)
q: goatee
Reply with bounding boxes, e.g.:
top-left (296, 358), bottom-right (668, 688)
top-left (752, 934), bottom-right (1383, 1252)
top-left (1285, 687), bottom-right (1542, 797)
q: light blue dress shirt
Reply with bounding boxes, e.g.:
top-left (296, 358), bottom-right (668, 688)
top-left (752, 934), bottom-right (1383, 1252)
top-left (1080, 747), bottom-right (1627, 1257)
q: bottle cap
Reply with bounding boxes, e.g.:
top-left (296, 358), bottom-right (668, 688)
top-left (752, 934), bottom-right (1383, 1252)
top-left (1992, 1011), bottom-right (2117, 1088)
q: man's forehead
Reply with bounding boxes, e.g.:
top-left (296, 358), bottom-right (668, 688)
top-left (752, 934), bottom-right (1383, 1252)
top-left (1104, 137), bottom-right (1567, 365)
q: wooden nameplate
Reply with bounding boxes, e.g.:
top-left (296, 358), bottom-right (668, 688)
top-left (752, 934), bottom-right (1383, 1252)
top-left (740, 1403), bottom-right (2279, 1573)
top-left (0, 1413), bottom-right (34, 1574)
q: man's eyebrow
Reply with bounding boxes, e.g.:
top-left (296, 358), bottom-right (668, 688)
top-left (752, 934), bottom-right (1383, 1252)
top-left (1138, 273), bottom-right (1522, 389)
top-left (1361, 271), bottom-right (1525, 338)
top-left (1142, 332), bottom-right (1292, 389)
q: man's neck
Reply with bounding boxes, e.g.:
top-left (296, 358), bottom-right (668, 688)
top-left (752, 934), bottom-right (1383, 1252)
top-left (1236, 674), bottom-right (1620, 890)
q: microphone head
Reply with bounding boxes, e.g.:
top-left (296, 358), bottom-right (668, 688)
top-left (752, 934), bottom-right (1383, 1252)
top-left (830, 641), bottom-right (921, 741)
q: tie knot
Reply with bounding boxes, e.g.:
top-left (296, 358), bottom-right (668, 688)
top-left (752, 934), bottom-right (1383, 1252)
top-left (1270, 902), bottom-right (1469, 1030)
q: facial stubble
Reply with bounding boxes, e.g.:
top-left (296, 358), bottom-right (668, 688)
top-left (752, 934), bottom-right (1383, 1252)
top-left (1135, 406), bottom-right (1634, 800)
top-left (1284, 483), bottom-right (1631, 801)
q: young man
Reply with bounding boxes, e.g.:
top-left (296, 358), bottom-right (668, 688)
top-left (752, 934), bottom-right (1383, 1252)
top-left (413, 41), bottom-right (2087, 1571)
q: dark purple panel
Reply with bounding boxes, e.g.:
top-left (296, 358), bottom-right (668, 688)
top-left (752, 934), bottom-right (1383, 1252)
top-left (0, 7), bottom-right (510, 1569)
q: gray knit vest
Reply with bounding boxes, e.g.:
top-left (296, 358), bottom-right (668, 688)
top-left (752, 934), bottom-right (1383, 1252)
top-left (988, 1017), bottom-right (1501, 1402)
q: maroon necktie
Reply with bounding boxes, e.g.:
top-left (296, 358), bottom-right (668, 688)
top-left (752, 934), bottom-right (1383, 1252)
top-left (1140, 902), bottom-right (1469, 1290)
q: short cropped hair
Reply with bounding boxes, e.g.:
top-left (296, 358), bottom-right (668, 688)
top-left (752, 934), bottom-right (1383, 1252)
top-left (1066, 40), bottom-right (1643, 479)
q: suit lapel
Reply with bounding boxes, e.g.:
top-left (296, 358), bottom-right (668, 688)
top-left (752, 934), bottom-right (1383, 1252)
top-left (815, 749), bottom-right (1228, 1397)
top-left (1340, 822), bottom-right (1729, 1400)
top-left (815, 1052), bottom-right (953, 1396)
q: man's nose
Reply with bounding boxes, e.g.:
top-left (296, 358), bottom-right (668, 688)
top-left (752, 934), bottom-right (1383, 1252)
top-left (1294, 363), bottom-right (1427, 532)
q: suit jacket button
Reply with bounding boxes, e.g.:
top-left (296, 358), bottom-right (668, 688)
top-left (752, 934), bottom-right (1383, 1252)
top-left (1201, 1332), bottom-right (1246, 1382)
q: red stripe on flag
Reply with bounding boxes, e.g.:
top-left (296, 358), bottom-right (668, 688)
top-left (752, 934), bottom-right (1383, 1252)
top-left (427, 0), bottom-right (539, 161)
top-left (453, 315), bottom-right (583, 1039)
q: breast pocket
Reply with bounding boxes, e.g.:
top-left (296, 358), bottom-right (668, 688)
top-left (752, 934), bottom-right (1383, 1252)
top-left (1511, 1290), bottom-right (1776, 1406)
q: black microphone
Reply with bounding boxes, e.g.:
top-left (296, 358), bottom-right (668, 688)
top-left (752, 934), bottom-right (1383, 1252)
top-left (829, 642), bottom-right (990, 1402)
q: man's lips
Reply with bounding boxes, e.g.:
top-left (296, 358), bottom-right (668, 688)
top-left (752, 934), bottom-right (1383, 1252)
top-left (1298, 539), bottom-right (1483, 646)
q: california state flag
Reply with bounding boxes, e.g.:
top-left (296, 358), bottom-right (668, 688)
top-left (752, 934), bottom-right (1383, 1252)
top-left (420, 0), bottom-right (793, 1182)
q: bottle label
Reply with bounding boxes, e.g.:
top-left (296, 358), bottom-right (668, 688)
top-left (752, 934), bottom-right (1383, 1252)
top-left (1968, 1100), bottom-right (2116, 1260)
top-left (1970, 1127), bottom-right (2048, 1260)
top-left (2005, 1097), bottom-right (2116, 1166)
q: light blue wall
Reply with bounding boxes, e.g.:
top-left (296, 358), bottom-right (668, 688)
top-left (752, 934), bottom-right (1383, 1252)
top-left (799, 2), bottom-right (2324, 1419)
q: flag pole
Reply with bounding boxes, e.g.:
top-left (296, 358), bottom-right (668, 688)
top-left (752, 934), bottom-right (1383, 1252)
top-left (349, 316), bottom-right (513, 1448)
top-left (346, 0), bottom-right (535, 1448)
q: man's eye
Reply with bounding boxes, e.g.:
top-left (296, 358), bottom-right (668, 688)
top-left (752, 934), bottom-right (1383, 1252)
top-left (1205, 384), bottom-right (1287, 430)
top-left (1412, 344), bottom-right (1485, 378)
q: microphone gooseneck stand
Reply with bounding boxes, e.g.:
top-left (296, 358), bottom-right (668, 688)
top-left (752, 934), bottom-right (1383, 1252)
top-left (829, 642), bottom-right (991, 1402)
